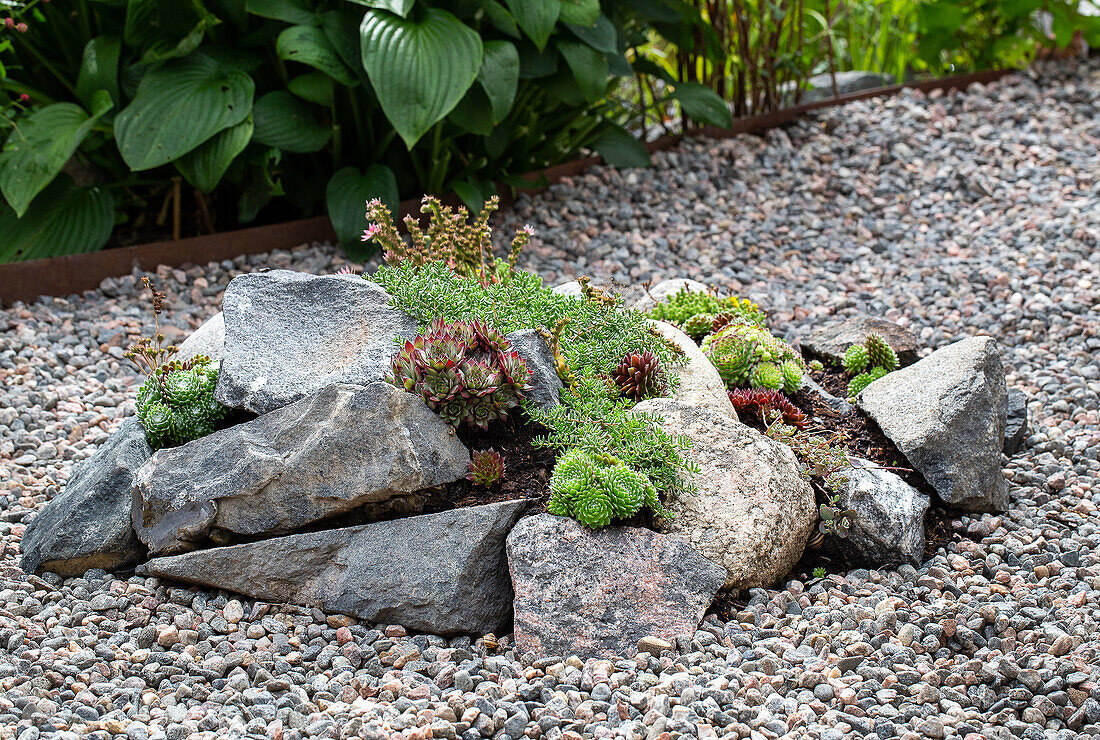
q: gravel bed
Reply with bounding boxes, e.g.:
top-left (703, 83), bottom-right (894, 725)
top-left (1, 59), bottom-right (1098, 740)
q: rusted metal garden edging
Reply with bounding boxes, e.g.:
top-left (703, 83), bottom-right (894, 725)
top-left (0, 68), bottom-right (1010, 307)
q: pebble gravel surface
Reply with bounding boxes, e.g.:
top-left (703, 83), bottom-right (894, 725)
top-left (1, 60), bottom-right (1098, 740)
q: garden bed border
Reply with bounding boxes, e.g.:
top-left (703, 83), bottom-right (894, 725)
top-left (0, 69), bottom-right (1009, 307)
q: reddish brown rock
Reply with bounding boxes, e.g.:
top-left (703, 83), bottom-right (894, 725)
top-left (506, 514), bottom-right (725, 660)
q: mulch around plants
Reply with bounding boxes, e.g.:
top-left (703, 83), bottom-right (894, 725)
top-left (446, 416), bottom-right (556, 511)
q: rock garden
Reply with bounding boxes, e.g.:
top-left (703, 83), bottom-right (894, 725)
top-left (1, 62), bottom-right (1099, 740)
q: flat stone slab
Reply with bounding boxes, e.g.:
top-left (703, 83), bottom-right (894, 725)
top-left (214, 271), bottom-right (419, 414)
top-left (634, 398), bottom-right (817, 592)
top-left (132, 382), bottom-right (470, 555)
top-left (140, 500), bottom-right (528, 635)
top-left (21, 418), bottom-right (150, 576)
top-left (858, 336), bottom-right (1008, 512)
top-left (507, 514), bottom-right (725, 660)
top-left (801, 316), bottom-right (921, 367)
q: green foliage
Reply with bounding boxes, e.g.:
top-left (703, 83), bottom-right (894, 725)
top-left (727, 388), bottom-right (808, 428)
top-left (386, 317), bottom-right (531, 429)
top-left (847, 366), bottom-right (889, 398)
top-left (842, 333), bottom-right (897, 397)
top-left (547, 447), bottom-right (670, 529)
top-left (647, 286), bottom-right (767, 339)
top-left (136, 356), bottom-right (227, 449)
top-left (765, 420), bottom-right (850, 495)
top-left (842, 344), bottom-right (870, 374)
top-left (0, 0), bottom-right (732, 262)
top-left (818, 490), bottom-right (857, 538)
top-left (702, 321), bottom-right (805, 394)
top-left (812, 566), bottom-right (827, 579)
top-left (865, 334), bottom-right (899, 372)
top-left (467, 448), bottom-right (506, 487)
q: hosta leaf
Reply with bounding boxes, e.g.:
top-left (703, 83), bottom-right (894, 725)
top-left (478, 40), bottom-right (519, 123)
top-left (76, 35), bottom-right (122, 109)
top-left (238, 149), bottom-right (284, 222)
top-left (288, 71), bottom-right (334, 105)
top-left (0, 93), bottom-right (113, 217)
top-left (114, 53), bottom-right (254, 171)
top-left (555, 38), bottom-right (607, 102)
top-left (449, 84), bottom-right (494, 136)
top-left (591, 126), bottom-right (650, 168)
top-left (0, 176), bottom-right (115, 262)
top-left (245, 0), bottom-right (316, 24)
top-left (326, 164), bottom-right (399, 256)
top-left (277, 25), bottom-right (358, 86)
top-left (566, 13), bottom-right (616, 52)
top-left (450, 179), bottom-right (496, 213)
top-left (672, 81), bottom-right (732, 128)
top-left (474, 0), bottom-right (519, 38)
top-left (559, 0), bottom-right (599, 26)
top-left (175, 116), bottom-right (253, 192)
top-left (252, 91), bottom-right (331, 152)
top-left (503, 0), bottom-right (561, 50)
top-left (124, 0), bottom-right (221, 63)
top-left (360, 8), bottom-right (482, 149)
top-left (345, 0), bottom-right (415, 16)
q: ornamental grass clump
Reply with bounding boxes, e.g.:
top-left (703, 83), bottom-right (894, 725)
top-left (702, 319), bottom-right (805, 394)
top-left (386, 317), bottom-right (532, 430)
top-left (125, 277), bottom-right (227, 449)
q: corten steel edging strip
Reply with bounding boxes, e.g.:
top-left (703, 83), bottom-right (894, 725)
top-left (0, 68), bottom-right (1011, 307)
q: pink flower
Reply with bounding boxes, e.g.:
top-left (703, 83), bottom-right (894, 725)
top-left (19, 93), bottom-right (29, 102)
top-left (522, 224), bottom-right (535, 236)
top-left (15, 22), bottom-right (27, 33)
top-left (3, 18), bottom-right (13, 28)
top-left (361, 223), bottom-right (381, 241)
top-left (365, 198), bottom-right (381, 208)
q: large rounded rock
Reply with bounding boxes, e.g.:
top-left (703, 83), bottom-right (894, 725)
top-left (634, 398), bottom-right (816, 592)
top-left (175, 311), bottom-right (225, 364)
top-left (647, 319), bottom-right (735, 419)
top-left (214, 271), bottom-right (419, 414)
top-left (857, 336), bottom-right (1008, 512)
top-left (140, 500), bottom-right (527, 635)
top-left (133, 382), bottom-right (470, 555)
top-left (630, 278), bottom-right (709, 314)
top-left (20, 418), bottom-right (150, 576)
top-left (507, 514), bottom-right (725, 660)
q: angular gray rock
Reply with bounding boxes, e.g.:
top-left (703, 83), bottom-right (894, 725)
top-left (858, 336), bottom-right (1008, 512)
top-left (140, 500), bottom-right (528, 635)
top-left (801, 373), bottom-right (854, 416)
top-left (507, 514), bottom-right (725, 660)
top-left (214, 271), bottom-right (419, 414)
top-left (505, 329), bottom-right (562, 411)
top-left (1003, 388), bottom-right (1028, 455)
top-left (132, 382), bottom-right (470, 555)
top-left (175, 311), bottom-right (225, 364)
top-left (21, 418), bottom-right (150, 576)
top-left (836, 457), bottom-right (930, 567)
top-left (801, 316), bottom-right (922, 367)
top-left (647, 319), bottom-right (736, 419)
top-left (802, 71), bottom-right (894, 102)
top-left (631, 278), bottom-right (709, 314)
top-left (633, 398), bottom-right (816, 592)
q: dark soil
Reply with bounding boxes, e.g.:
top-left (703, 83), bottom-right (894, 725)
top-left (447, 417), bottom-right (557, 510)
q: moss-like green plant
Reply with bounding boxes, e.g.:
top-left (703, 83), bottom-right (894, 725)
top-left (548, 448), bottom-right (670, 528)
top-left (841, 333), bottom-right (899, 397)
top-left (865, 334), bottom-right (899, 372)
top-left (136, 356), bottom-right (226, 449)
top-left (387, 317), bottom-right (531, 429)
top-left (702, 320), bottom-right (805, 394)
top-left (647, 286), bottom-right (767, 338)
top-left (842, 344), bottom-right (869, 374)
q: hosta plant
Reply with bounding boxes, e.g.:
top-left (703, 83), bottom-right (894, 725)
top-left (467, 449), bottom-right (505, 487)
top-left (386, 317), bottom-right (532, 430)
top-left (647, 286), bottom-right (767, 339)
top-left (547, 448), bottom-right (671, 529)
top-left (702, 319), bottom-right (805, 394)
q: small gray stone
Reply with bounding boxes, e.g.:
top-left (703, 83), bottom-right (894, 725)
top-left (139, 500), bottom-right (527, 635)
top-left (132, 382), bottom-right (470, 555)
top-left (835, 457), bottom-right (930, 567)
top-left (1003, 388), bottom-right (1028, 455)
top-left (505, 329), bottom-right (561, 411)
top-left (175, 312), bottom-right (225, 364)
top-left (20, 418), bottom-right (150, 576)
top-left (214, 271), bottom-right (419, 414)
top-left (858, 336), bottom-right (1008, 512)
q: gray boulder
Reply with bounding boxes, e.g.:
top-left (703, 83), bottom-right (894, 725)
top-left (21, 419), bottom-right (150, 576)
top-left (633, 398), bottom-right (816, 592)
top-left (631, 278), bottom-right (709, 314)
top-left (802, 71), bottom-right (894, 102)
top-left (801, 316), bottom-right (922, 367)
top-left (1004, 389), bottom-right (1028, 455)
top-left (507, 514), bottom-right (725, 660)
top-left (647, 320), bottom-right (736, 419)
top-left (215, 271), bottom-right (419, 414)
top-left (551, 281), bottom-right (583, 298)
top-left (835, 457), bottom-right (929, 567)
top-left (505, 329), bottom-right (562, 411)
top-left (858, 336), bottom-right (1008, 512)
top-left (175, 311), bottom-right (225, 364)
top-left (132, 382), bottom-right (470, 555)
top-left (140, 500), bottom-right (527, 635)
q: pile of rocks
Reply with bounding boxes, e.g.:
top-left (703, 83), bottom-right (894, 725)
top-left (20, 271), bottom-right (1022, 660)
